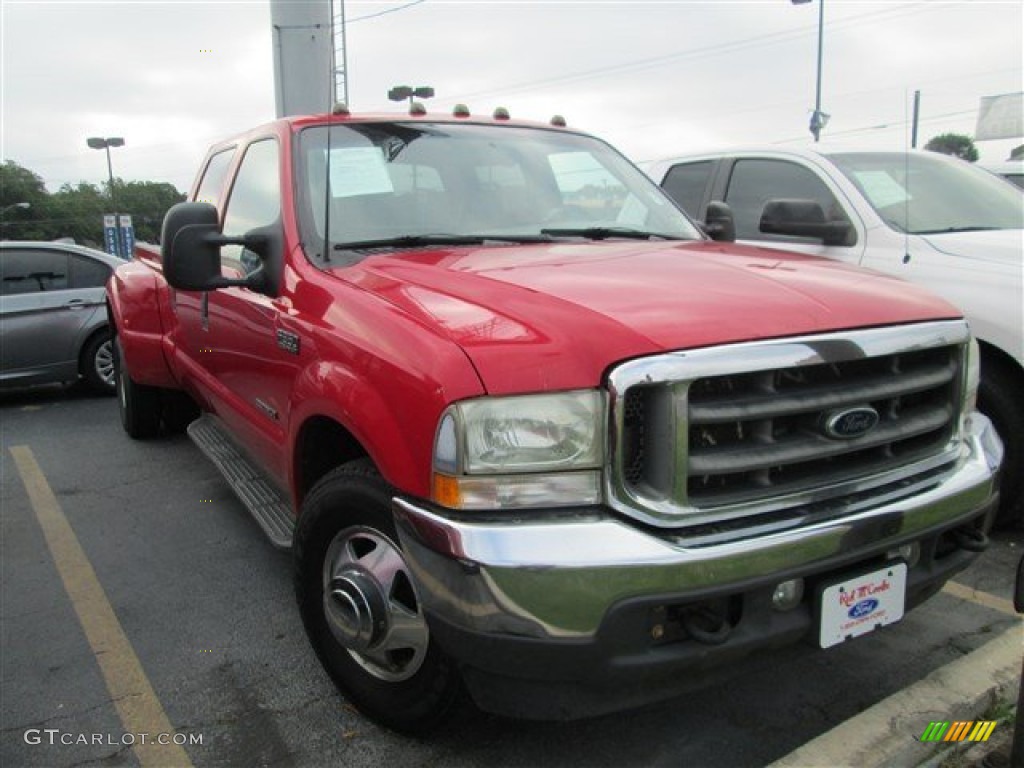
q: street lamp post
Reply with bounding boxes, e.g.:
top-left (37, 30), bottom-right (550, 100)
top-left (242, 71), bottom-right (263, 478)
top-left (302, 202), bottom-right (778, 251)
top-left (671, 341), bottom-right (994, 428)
top-left (86, 137), bottom-right (125, 255)
top-left (0, 202), bottom-right (30, 233)
top-left (1, 202), bottom-right (30, 216)
top-left (388, 85), bottom-right (434, 108)
top-left (792, 0), bottom-right (828, 142)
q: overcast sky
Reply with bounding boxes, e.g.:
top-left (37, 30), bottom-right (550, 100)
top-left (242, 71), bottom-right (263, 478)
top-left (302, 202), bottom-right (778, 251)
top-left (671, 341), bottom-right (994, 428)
top-left (2, 0), bottom-right (1021, 194)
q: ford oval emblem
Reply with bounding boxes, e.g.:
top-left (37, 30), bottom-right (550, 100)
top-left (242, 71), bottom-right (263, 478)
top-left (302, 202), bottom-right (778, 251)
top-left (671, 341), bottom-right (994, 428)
top-left (823, 406), bottom-right (879, 440)
top-left (848, 598), bottom-right (879, 619)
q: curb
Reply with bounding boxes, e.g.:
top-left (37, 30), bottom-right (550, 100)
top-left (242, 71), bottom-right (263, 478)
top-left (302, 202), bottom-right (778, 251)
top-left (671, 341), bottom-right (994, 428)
top-left (766, 622), bottom-right (1023, 768)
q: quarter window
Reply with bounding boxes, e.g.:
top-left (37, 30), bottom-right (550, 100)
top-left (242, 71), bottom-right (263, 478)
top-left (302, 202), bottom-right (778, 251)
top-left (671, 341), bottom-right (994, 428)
top-left (69, 255), bottom-right (112, 289)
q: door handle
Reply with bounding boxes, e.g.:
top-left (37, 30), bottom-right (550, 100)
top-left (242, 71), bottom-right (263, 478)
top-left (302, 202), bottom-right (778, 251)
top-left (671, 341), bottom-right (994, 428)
top-left (65, 299), bottom-right (87, 309)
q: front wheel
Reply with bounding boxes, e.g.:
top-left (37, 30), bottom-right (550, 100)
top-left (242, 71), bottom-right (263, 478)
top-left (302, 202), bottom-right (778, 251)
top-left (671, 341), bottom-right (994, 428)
top-left (294, 461), bottom-right (463, 734)
top-left (114, 336), bottom-right (162, 439)
top-left (978, 362), bottom-right (1023, 527)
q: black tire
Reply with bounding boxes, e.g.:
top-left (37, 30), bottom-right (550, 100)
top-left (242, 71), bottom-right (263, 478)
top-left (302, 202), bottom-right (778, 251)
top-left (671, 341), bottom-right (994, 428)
top-left (294, 460), bottom-right (463, 734)
top-left (978, 361), bottom-right (1023, 527)
top-left (114, 336), bottom-right (162, 439)
top-left (81, 330), bottom-right (116, 395)
top-left (161, 390), bottom-right (200, 434)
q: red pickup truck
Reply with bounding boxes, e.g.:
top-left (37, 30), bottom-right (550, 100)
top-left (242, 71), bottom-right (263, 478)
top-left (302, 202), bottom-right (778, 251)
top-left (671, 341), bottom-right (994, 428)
top-left (107, 108), bottom-right (1003, 733)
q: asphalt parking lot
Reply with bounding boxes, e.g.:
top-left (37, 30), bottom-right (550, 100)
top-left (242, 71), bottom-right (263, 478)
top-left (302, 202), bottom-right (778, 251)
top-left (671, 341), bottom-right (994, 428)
top-left (2, 386), bottom-right (1021, 768)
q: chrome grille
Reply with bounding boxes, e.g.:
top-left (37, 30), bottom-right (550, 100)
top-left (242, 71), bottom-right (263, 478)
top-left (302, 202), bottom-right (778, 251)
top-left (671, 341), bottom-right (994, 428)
top-left (607, 321), bottom-right (969, 528)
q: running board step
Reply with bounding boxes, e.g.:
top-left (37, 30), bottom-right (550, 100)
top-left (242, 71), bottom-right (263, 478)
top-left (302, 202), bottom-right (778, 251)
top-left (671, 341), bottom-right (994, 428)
top-left (187, 415), bottom-right (294, 549)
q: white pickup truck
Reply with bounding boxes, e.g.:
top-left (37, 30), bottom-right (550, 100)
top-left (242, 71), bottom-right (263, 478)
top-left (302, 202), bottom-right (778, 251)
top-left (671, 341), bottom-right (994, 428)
top-left (646, 148), bottom-right (1023, 525)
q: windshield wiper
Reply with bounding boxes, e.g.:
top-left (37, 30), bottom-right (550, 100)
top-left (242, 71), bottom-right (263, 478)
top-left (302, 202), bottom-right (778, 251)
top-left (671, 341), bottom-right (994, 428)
top-left (334, 234), bottom-right (487, 250)
top-left (914, 226), bottom-right (1002, 235)
top-left (333, 233), bottom-right (555, 250)
top-left (539, 226), bottom-right (681, 241)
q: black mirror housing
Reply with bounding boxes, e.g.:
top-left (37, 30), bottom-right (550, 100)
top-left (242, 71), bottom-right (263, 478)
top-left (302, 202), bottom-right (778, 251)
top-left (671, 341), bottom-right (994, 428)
top-left (161, 202), bottom-right (273, 293)
top-left (760, 199), bottom-right (854, 246)
top-left (161, 202), bottom-right (225, 291)
top-left (704, 201), bottom-right (736, 242)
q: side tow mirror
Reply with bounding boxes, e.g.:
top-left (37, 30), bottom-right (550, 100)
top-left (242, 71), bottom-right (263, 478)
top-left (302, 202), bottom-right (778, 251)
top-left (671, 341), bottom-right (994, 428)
top-left (703, 201), bottom-right (736, 242)
top-left (161, 202), bottom-right (266, 292)
top-left (759, 199), bottom-right (854, 246)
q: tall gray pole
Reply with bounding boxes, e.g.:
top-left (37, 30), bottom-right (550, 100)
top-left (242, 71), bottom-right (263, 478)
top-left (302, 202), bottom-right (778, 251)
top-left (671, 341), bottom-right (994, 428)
top-left (812, 0), bottom-right (825, 142)
top-left (270, 0), bottom-right (334, 117)
top-left (105, 145), bottom-right (119, 257)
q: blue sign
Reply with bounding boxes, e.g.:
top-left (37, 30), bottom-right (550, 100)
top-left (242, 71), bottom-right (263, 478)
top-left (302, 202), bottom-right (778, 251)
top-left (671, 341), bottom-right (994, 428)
top-left (103, 215), bottom-right (119, 257)
top-left (118, 215), bottom-right (135, 260)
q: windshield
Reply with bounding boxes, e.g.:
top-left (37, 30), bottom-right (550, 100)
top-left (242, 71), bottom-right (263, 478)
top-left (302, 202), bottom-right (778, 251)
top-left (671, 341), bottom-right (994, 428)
top-left (295, 122), bottom-right (700, 262)
top-left (827, 152), bottom-right (1024, 235)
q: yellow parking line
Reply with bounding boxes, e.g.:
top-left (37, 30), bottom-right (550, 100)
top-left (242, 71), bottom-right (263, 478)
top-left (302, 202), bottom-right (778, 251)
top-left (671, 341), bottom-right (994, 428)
top-left (943, 580), bottom-right (1019, 617)
top-left (9, 446), bottom-right (194, 768)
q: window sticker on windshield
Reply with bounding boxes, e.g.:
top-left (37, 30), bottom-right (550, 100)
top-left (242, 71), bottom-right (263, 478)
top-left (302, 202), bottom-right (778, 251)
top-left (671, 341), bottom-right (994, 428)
top-left (328, 147), bottom-right (394, 198)
top-left (852, 171), bottom-right (910, 208)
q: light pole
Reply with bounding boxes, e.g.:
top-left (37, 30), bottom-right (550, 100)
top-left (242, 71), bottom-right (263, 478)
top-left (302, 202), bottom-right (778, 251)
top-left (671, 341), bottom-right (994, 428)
top-left (1, 202), bottom-right (30, 216)
top-left (0, 201), bottom-right (30, 233)
top-left (792, 0), bottom-right (828, 142)
top-left (388, 85), bottom-right (434, 108)
top-left (87, 137), bottom-right (125, 255)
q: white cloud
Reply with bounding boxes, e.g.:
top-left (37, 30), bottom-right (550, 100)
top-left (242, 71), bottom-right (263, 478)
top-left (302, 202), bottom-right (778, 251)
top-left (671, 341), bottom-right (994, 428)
top-left (2, 0), bottom-right (1021, 194)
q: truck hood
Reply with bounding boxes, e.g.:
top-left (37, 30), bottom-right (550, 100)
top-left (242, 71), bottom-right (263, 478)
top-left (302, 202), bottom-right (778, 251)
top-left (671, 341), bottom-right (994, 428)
top-left (918, 228), bottom-right (1023, 265)
top-left (338, 240), bottom-right (961, 394)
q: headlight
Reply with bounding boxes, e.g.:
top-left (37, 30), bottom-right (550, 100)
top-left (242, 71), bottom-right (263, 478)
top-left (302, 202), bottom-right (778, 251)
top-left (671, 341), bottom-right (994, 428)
top-left (432, 390), bottom-right (605, 510)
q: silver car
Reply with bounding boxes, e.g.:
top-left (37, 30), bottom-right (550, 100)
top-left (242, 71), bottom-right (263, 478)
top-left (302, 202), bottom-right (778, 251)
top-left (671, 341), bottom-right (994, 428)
top-left (1, 241), bottom-right (124, 394)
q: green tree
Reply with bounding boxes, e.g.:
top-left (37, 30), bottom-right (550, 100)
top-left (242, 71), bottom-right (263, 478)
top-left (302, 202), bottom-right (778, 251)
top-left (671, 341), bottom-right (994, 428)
top-left (924, 133), bottom-right (979, 162)
top-left (115, 180), bottom-right (186, 243)
top-left (49, 182), bottom-right (108, 245)
top-left (0, 161), bottom-right (53, 240)
top-left (1, 160), bottom-right (185, 247)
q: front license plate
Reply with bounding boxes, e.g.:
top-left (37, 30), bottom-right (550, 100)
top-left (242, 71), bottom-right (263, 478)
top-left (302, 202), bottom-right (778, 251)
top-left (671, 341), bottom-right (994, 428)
top-left (819, 562), bottom-right (907, 649)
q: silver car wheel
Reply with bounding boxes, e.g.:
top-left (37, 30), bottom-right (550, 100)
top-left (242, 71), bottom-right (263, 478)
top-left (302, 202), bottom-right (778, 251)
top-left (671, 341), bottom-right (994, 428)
top-left (322, 526), bottom-right (429, 683)
top-left (94, 338), bottom-right (116, 388)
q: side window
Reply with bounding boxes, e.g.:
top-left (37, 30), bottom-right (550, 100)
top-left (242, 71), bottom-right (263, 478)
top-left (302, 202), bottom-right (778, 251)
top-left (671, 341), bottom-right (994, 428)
top-left (194, 148), bottom-right (236, 210)
top-left (221, 140), bottom-right (280, 276)
top-left (661, 161), bottom-right (714, 218)
top-left (69, 255), bottom-right (112, 289)
top-left (724, 159), bottom-right (851, 243)
top-left (0, 249), bottom-right (70, 295)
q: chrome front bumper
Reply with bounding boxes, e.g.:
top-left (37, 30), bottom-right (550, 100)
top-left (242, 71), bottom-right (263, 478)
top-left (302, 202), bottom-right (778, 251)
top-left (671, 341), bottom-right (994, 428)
top-left (393, 413), bottom-right (1003, 642)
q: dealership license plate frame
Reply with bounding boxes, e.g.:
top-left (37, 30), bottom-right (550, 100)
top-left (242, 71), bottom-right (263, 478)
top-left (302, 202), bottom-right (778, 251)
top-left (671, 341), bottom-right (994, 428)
top-left (818, 562), bottom-right (908, 649)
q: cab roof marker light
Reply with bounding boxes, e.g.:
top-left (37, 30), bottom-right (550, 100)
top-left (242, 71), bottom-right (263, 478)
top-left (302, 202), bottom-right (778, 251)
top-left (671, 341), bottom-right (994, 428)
top-left (493, 107), bottom-right (510, 121)
top-left (453, 104), bottom-right (471, 118)
top-left (331, 102), bottom-right (350, 116)
top-left (550, 115), bottom-right (567, 127)
top-left (410, 102), bottom-right (427, 116)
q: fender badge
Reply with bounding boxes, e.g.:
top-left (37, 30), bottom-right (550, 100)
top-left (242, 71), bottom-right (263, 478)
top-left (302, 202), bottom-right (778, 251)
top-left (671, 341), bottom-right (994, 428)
top-left (822, 406), bottom-right (879, 440)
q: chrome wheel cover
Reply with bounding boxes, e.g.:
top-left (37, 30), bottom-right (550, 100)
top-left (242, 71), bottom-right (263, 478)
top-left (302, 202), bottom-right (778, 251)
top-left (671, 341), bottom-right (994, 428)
top-left (95, 338), bottom-right (115, 388)
top-left (322, 526), bottom-right (429, 682)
